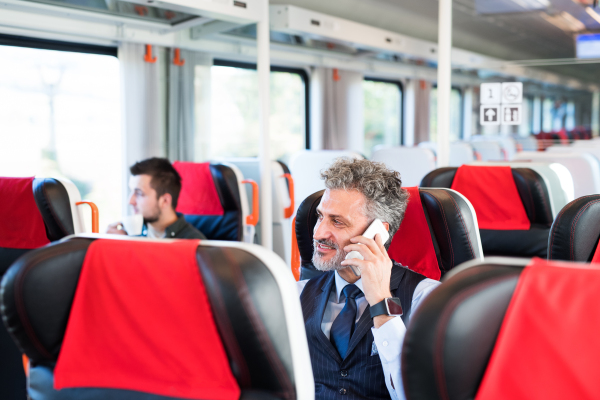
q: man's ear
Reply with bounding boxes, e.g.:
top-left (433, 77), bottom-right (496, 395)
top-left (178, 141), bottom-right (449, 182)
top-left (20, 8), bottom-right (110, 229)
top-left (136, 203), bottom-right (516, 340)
top-left (382, 221), bottom-right (390, 232)
top-left (159, 193), bottom-right (173, 210)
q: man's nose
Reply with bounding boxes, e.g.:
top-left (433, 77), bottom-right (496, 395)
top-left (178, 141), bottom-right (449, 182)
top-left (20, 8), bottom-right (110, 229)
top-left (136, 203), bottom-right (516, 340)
top-left (313, 220), bottom-right (331, 241)
top-left (128, 193), bottom-right (136, 206)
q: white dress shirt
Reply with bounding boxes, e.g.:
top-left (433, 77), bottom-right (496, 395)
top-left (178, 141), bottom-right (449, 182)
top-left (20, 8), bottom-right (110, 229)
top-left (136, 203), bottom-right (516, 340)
top-left (298, 271), bottom-right (440, 400)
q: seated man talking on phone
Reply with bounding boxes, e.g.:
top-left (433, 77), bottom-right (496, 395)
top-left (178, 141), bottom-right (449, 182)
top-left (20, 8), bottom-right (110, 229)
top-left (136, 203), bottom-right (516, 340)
top-left (298, 158), bottom-right (439, 400)
top-left (107, 157), bottom-right (205, 239)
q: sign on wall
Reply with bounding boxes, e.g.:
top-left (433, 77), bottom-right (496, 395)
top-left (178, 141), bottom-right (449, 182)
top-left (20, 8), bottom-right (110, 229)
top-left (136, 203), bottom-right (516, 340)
top-left (480, 82), bottom-right (523, 126)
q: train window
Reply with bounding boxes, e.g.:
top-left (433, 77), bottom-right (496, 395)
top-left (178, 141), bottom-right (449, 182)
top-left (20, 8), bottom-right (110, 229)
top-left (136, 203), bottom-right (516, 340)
top-left (206, 61), bottom-right (307, 161)
top-left (566, 101), bottom-right (576, 131)
top-left (363, 78), bottom-right (402, 157)
top-left (542, 97), bottom-right (554, 132)
top-left (0, 43), bottom-right (121, 232)
top-left (518, 97), bottom-right (534, 137)
top-left (430, 87), bottom-right (462, 142)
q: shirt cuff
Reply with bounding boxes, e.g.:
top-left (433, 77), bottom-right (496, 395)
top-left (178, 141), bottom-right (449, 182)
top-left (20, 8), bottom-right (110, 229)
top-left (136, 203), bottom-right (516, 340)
top-left (371, 316), bottom-right (407, 364)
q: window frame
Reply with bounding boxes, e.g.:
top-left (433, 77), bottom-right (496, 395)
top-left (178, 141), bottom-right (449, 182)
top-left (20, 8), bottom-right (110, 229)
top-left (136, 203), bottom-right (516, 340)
top-left (363, 77), bottom-right (404, 145)
top-left (213, 59), bottom-right (310, 149)
top-left (0, 33), bottom-right (117, 57)
top-left (431, 85), bottom-right (464, 141)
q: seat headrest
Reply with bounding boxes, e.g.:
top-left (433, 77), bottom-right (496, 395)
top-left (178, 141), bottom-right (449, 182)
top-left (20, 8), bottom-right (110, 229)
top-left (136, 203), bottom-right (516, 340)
top-left (294, 188), bottom-right (482, 281)
top-left (421, 166), bottom-right (554, 229)
top-left (0, 177), bottom-right (76, 276)
top-left (1, 236), bottom-right (311, 399)
top-left (174, 162), bottom-right (243, 241)
top-left (403, 257), bottom-right (600, 400)
top-left (0, 177), bottom-right (50, 250)
top-left (549, 195), bottom-right (600, 262)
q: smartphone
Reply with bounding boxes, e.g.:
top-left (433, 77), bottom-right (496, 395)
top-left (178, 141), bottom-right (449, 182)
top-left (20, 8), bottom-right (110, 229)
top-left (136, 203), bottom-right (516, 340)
top-left (344, 219), bottom-right (390, 277)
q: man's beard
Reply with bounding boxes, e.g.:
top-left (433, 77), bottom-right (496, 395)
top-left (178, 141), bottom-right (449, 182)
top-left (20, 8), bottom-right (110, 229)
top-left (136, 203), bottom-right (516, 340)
top-left (312, 239), bottom-right (348, 271)
top-left (143, 206), bottom-right (161, 224)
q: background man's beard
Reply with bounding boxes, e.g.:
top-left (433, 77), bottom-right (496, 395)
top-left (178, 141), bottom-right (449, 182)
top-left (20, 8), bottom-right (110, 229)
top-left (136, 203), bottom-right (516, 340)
top-left (312, 239), bottom-right (347, 271)
top-left (143, 207), bottom-right (161, 224)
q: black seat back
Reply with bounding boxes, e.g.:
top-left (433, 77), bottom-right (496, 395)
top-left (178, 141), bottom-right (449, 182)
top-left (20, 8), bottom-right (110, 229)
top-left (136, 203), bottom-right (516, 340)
top-left (0, 177), bottom-right (76, 400)
top-left (1, 236), bottom-right (312, 400)
top-left (548, 195), bottom-right (600, 262)
top-left (421, 167), bottom-right (553, 258)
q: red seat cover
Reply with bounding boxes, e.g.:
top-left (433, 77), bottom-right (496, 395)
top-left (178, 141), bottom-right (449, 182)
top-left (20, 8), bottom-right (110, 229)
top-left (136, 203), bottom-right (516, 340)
top-left (173, 162), bottom-right (225, 216)
top-left (476, 258), bottom-right (600, 400)
top-left (450, 166), bottom-right (530, 230)
top-left (387, 187), bottom-right (440, 280)
top-left (54, 239), bottom-right (240, 400)
top-left (0, 177), bottom-right (50, 249)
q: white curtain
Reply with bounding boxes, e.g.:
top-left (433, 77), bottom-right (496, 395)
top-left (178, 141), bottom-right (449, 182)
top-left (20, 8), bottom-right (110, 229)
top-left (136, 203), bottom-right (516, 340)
top-left (167, 50), bottom-right (212, 162)
top-left (118, 42), bottom-right (167, 215)
top-left (414, 80), bottom-right (431, 145)
top-left (310, 67), bottom-right (364, 152)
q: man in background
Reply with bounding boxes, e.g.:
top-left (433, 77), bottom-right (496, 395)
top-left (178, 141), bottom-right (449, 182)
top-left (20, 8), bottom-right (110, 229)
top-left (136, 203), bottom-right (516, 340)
top-left (107, 157), bottom-right (205, 239)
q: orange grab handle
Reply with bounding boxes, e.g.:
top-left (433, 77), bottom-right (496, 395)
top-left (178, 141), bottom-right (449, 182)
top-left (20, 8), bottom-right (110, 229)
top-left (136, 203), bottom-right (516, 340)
top-left (22, 355), bottom-right (29, 377)
top-left (144, 44), bottom-right (157, 63)
top-left (242, 180), bottom-right (259, 226)
top-left (282, 173), bottom-right (295, 219)
top-left (76, 201), bottom-right (99, 233)
top-left (173, 48), bottom-right (185, 66)
top-left (291, 216), bottom-right (300, 281)
top-left (474, 151), bottom-right (482, 161)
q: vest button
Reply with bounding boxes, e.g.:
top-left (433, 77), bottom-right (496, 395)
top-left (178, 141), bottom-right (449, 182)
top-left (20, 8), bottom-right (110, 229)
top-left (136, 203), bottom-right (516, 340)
top-left (340, 369), bottom-right (348, 377)
top-left (339, 388), bottom-right (347, 395)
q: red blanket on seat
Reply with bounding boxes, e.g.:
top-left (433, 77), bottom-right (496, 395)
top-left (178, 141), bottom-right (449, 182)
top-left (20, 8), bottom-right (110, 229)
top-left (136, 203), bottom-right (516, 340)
top-left (54, 239), bottom-right (240, 400)
top-left (387, 187), bottom-right (440, 280)
top-left (476, 258), bottom-right (600, 400)
top-left (174, 162), bottom-right (225, 216)
top-left (0, 177), bottom-right (50, 249)
top-left (450, 165), bottom-right (530, 230)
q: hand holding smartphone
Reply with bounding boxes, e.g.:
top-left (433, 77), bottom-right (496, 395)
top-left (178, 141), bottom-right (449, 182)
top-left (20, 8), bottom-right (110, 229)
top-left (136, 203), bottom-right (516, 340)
top-left (344, 219), bottom-right (390, 277)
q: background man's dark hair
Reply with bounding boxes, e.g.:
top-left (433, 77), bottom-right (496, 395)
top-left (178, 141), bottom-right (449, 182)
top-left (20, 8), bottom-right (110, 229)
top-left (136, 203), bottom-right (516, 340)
top-left (130, 158), bottom-right (182, 209)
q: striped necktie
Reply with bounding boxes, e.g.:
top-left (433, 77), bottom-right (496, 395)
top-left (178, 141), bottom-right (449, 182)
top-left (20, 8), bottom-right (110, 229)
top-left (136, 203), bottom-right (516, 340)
top-left (330, 284), bottom-right (363, 359)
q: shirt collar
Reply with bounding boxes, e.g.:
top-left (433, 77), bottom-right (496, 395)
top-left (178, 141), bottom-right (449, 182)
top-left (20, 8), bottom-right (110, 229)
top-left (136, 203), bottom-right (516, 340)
top-left (334, 270), bottom-right (364, 303)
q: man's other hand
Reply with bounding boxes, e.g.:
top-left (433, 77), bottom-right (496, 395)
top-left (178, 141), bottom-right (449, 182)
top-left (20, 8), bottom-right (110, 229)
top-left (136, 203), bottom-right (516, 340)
top-left (106, 222), bottom-right (127, 235)
top-left (341, 233), bottom-right (393, 307)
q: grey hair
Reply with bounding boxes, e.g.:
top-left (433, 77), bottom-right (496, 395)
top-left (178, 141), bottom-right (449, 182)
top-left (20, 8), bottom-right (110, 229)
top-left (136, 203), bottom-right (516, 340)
top-left (320, 157), bottom-right (409, 248)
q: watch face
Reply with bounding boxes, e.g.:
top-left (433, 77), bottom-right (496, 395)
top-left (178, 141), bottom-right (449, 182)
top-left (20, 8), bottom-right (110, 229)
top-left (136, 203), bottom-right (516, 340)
top-left (386, 298), bottom-right (403, 316)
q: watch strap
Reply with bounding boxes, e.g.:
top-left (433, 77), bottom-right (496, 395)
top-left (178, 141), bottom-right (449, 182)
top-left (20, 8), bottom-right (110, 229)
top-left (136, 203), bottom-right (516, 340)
top-left (370, 299), bottom-right (389, 318)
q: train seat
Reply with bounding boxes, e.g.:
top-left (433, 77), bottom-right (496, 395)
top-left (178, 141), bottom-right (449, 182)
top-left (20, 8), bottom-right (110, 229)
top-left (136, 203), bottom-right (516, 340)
top-left (402, 257), bottom-right (600, 400)
top-left (221, 158), bottom-right (294, 264)
top-left (548, 195), bottom-right (600, 262)
top-left (0, 236), bottom-right (313, 400)
top-left (421, 166), bottom-right (553, 258)
top-left (512, 135), bottom-right (538, 151)
top-left (514, 151), bottom-right (600, 197)
top-left (293, 187), bottom-right (483, 281)
top-left (288, 150), bottom-right (363, 213)
top-left (547, 144), bottom-right (600, 164)
top-left (471, 135), bottom-right (517, 160)
top-left (173, 161), bottom-right (258, 243)
top-left (417, 141), bottom-right (476, 167)
top-left (469, 160), bottom-right (573, 217)
top-left (469, 141), bottom-right (504, 161)
top-left (0, 177), bottom-right (91, 400)
top-left (371, 146), bottom-right (436, 186)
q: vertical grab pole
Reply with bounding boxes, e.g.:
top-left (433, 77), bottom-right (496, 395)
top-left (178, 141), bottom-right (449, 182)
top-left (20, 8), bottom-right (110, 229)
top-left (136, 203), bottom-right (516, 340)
top-left (257, 0), bottom-right (273, 250)
top-left (437, 0), bottom-right (452, 167)
top-left (592, 91), bottom-right (600, 138)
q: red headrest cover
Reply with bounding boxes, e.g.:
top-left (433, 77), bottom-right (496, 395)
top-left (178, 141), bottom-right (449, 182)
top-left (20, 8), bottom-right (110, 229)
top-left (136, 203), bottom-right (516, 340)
top-left (387, 187), bottom-right (440, 281)
top-left (450, 166), bottom-right (530, 230)
top-left (173, 162), bottom-right (225, 216)
top-left (476, 258), bottom-right (600, 399)
top-left (54, 239), bottom-right (240, 399)
top-left (0, 177), bottom-right (50, 249)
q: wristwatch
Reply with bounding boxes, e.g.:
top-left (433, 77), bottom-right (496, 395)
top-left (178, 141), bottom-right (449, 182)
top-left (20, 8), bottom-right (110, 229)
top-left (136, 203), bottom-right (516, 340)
top-left (370, 297), bottom-right (403, 318)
